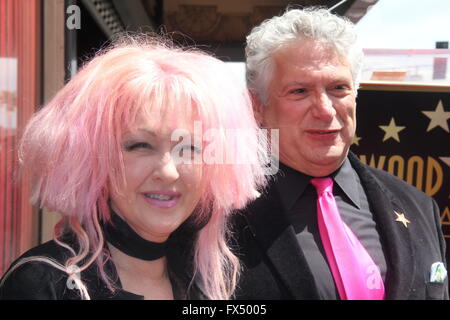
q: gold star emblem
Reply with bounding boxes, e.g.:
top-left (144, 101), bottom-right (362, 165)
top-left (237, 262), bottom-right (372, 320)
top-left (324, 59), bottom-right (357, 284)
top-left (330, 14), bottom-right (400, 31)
top-left (394, 211), bottom-right (410, 228)
top-left (352, 134), bottom-right (361, 146)
top-left (421, 100), bottom-right (450, 132)
top-left (379, 117), bottom-right (406, 142)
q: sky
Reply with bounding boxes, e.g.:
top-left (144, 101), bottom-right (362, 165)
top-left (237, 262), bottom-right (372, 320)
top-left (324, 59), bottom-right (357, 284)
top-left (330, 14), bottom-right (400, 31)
top-left (355, 0), bottom-right (450, 49)
top-left (227, 0), bottom-right (450, 81)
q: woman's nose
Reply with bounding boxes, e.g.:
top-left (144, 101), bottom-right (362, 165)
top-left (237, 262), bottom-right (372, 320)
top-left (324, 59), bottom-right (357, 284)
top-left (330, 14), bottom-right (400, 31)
top-left (151, 153), bottom-right (180, 182)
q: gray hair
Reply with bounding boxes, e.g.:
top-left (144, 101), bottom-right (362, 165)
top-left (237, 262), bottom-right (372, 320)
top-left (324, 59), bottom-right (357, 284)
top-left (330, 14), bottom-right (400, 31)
top-left (245, 7), bottom-right (364, 104)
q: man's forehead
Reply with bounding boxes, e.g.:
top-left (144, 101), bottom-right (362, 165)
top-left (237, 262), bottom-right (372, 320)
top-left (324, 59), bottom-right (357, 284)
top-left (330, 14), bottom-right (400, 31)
top-left (275, 39), bottom-right (347, 66)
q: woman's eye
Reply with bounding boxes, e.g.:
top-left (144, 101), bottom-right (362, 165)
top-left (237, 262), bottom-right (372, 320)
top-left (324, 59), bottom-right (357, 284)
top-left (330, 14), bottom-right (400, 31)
top-left (188, 145), bottom-right (202, 154)
top-left (124, 142), bottom-right (153, 151)
top-left (172, 144), bottom-right (202, 158)
top-left (179, 145), bottom-right (202, 154)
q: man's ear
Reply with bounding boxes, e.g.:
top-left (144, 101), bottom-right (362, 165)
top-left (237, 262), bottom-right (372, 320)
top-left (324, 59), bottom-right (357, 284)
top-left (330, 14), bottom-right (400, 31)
top-left (250, 92), bottom-right (264, 127)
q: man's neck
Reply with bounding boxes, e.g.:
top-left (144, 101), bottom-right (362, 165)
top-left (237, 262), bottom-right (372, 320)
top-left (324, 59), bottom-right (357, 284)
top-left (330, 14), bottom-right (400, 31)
top-left (279, 159), bottom-right (345, 177)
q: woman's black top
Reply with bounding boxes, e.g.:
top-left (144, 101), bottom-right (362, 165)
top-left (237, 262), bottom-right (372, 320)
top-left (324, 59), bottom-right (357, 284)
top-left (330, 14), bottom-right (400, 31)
top-left (0, 233), bottom-right (205, 300)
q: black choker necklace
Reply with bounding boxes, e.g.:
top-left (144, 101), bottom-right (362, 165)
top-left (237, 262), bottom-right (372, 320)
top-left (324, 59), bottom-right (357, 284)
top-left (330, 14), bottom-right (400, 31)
top-left (102, 211), bottom-right (166, 261)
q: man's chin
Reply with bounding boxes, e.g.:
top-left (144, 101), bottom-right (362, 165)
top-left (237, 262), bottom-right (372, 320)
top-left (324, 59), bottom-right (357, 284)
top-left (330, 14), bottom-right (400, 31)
top-left (305, 150), bottom-right (348, 175)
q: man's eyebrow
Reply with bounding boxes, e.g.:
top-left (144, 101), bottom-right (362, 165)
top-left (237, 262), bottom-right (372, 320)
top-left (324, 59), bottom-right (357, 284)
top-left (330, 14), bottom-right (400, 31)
top-left (284, 81), bottom-right (310, 87)
top-left (284, 78), bottom-right (353, 86)
top-left (330, 77), bottom-right (353, 83)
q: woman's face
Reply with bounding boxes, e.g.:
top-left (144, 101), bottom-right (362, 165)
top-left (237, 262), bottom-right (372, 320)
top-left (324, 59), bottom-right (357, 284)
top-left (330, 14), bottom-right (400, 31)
top-left (110, 117), bottom-right (203, 243)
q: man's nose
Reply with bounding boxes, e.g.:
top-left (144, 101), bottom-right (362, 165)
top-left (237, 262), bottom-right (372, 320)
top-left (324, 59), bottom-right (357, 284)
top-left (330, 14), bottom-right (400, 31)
top-left (311, 91), bottom-right (336, 119)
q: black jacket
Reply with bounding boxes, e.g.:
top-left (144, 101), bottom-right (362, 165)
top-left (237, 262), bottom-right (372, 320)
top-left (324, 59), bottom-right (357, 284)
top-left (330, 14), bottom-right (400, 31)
top-left (231, 152), bottom-right (449, 300)
top-left (0, 233), bottom-right (204, 300)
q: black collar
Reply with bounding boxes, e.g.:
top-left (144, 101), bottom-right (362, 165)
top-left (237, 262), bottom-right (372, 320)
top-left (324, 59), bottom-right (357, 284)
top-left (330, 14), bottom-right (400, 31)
top-left (333, 158), bottom-right (361, 209)
top-left (102, 211), bottom-right (167, 261)
top-left (275, 158), bottom-right (361, 210)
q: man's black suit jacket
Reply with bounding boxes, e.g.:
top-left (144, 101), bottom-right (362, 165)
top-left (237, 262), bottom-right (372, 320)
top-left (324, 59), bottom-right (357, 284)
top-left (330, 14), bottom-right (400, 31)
top-left (231, 152), bottom-right (449, 300)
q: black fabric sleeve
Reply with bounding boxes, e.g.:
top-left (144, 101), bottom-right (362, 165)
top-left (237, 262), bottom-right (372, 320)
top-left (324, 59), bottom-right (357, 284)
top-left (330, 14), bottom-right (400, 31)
top-left (0, 261), bottom-right (67, 300)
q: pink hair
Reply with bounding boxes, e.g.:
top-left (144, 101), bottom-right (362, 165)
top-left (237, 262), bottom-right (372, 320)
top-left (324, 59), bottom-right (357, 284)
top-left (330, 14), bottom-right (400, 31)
top-left (16, 35), bottom-right (267, 299)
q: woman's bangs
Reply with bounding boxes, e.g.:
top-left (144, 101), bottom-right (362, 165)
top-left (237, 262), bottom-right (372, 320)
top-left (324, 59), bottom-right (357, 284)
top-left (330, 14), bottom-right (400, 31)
top-left (136, 76), bottom-right (202, 133)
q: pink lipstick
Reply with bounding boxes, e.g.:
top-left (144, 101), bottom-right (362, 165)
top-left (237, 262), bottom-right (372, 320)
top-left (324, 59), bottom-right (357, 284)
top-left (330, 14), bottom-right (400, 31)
top-left (142, 190), bottom-right (181, 209)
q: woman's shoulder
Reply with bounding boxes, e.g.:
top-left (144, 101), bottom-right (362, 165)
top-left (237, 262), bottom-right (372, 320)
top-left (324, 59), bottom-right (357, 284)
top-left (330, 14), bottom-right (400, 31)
top-left (0, 240), bottom-right (77, 300)
top-left (21, 238), bottom-right (74, 260)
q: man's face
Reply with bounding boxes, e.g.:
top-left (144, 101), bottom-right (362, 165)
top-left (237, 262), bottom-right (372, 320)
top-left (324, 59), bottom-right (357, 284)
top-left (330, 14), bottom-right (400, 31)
top-left (256, 39), bottom-right (357, 177)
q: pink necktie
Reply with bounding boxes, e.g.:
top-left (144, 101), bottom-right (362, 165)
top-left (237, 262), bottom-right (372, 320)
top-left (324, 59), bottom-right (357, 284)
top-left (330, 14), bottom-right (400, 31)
top-left (311, 177), bottom-right (385, 300)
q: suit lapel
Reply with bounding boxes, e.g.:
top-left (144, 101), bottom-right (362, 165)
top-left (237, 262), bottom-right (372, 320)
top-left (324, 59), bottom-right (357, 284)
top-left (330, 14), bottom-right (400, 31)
top-left (243, 182), bottom-right (320, 299)
top-left (349, 153), bottom-right (415, 299)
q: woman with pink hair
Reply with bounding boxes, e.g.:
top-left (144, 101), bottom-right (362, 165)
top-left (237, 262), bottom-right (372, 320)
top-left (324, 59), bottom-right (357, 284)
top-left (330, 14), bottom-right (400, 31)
top-left (0, 36), bottom-right (267, 300)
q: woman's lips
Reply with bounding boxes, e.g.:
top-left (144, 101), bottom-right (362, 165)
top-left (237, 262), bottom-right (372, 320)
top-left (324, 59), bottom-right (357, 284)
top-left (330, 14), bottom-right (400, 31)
top-left (142, 191), bottom-right (181, 209)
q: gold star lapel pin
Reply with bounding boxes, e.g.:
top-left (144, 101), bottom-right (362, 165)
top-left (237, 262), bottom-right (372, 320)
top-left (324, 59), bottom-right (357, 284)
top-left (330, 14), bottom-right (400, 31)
top-left (394, 211), bottom-right (410, 228)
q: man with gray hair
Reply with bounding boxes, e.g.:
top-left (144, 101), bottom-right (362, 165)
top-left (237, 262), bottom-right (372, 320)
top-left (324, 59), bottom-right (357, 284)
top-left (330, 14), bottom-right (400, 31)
top-left (232, 7), bottom-right (448, 300)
